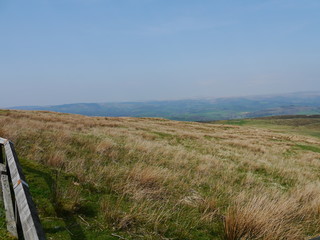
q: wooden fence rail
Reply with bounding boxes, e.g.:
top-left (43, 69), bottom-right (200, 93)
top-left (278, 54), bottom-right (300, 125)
top-left (0, 137), bottom-right (46, 240)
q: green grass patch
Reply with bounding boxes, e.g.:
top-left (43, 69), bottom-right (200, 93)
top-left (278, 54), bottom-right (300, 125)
top-left (213, 116), bottom-right (320, 139)
top-left (295, 144), bottom-right (320, 153)
top-left (219, 119), bottom-right (249, 126)
top-left (0, 110), bottom-right (10, 115)
top-left (14, 158), bottom-right (117, 240)
top-left (0, 157), bottom-right (225, 240)
top-left (151, 131), bottom-right (174, 139)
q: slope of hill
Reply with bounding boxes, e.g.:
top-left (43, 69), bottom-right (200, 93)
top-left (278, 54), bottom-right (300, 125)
top-left (11, 92), bottom-right (320, 121)
top-left (1, 110), bottom-right (320, 239)
top-left (214, 115), bottom-right (320, 138)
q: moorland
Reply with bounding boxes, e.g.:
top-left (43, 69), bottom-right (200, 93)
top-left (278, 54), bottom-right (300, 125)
top-left (0, 110), bottom-right (320, 240)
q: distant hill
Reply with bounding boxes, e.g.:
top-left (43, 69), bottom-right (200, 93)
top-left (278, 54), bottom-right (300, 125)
top-left (11, 91), bottom-right (320, 121)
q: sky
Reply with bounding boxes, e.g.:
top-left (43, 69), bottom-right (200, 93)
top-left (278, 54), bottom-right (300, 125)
top-left (1, 0), bottom-right (320, 107)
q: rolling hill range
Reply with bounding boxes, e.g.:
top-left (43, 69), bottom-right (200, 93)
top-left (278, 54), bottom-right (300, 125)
top-left (11, 92), bottom-right (320, 121)
top-left (0, 110), bottom-right (320, 239)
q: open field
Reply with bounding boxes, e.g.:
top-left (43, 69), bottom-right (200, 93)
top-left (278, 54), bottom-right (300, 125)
top-left (214, 115), bottom-right (320, 139)
top-left (0, 110), bottom-right (320, 239)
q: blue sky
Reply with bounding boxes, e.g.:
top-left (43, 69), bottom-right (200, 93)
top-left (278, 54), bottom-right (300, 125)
top-left (1, 0), bottom-right (320, 107)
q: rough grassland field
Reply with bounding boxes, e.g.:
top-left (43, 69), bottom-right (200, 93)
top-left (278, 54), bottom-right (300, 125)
top-left (0, 110), bottom-right (320, 240)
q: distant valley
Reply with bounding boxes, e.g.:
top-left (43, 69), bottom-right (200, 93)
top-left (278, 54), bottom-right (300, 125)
top-left (11, 91), bottom-right (320, 121)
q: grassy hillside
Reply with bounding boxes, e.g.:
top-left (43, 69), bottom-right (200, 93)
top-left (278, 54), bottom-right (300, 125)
top-left (214, 115), bottom-right (320, 138)
top-left (0, 110), bottom-right (320, 239)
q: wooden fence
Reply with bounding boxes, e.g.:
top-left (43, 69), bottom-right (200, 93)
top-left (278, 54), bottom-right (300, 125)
top-left (0, 137), bottom-right (46, 240)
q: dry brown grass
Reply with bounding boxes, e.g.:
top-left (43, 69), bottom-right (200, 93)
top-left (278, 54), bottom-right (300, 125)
top-left (224, 194), bottom-right (303, 240)
top-left (1, 109), bottom-right (320, 239)
top-left (224, 183), bottom-right (320, 240)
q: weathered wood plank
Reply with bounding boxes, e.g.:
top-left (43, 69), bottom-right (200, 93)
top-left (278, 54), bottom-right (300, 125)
top-left (0, 163), bottom-right (18, 237)
top-left (4, 141), bottom-right (46, 240)
top-left (0, 144), bottom-right (4, 164)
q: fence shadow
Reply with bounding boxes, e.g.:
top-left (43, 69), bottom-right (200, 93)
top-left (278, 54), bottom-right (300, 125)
top-left (22, 164), bottom-right (87, 240)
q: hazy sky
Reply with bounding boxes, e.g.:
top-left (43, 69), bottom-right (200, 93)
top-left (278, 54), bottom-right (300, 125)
top-left (1, 0), bottom-right (320, 107)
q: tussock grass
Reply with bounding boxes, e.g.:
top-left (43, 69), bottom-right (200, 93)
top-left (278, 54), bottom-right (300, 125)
top-left (1, 110), bottom-right (320, 239)
top-left (224, 194), bottom-right (304, 240)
